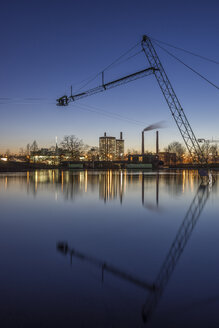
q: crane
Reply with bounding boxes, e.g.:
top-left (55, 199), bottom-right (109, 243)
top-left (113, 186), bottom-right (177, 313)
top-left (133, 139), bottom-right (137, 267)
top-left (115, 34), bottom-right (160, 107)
top-left (56, 35), bottom-right (207, 165)
top-left (198, 138), bottom-right (219, 144)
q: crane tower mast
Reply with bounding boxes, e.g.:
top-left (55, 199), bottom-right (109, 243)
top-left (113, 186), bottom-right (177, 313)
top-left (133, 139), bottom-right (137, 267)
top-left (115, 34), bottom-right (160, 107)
top-left (141, 35), bottom-right (206, 164)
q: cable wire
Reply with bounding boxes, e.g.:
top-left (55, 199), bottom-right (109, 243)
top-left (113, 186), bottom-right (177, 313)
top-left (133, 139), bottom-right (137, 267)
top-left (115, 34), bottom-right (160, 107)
top-left (78, 102), bottom-right (147, 125)
top-left (73, 103), bottom-right (147, 126)
top-left (75, 41), bottom-right (140, 92)
top-left (154, 41), bottom-right (219, 91)
top-left (104, 49), bottom-right (143, 71)
top-left (102, 41), bottom-right (141, 72)
top-left (150, 36), bottom-right (219, 65)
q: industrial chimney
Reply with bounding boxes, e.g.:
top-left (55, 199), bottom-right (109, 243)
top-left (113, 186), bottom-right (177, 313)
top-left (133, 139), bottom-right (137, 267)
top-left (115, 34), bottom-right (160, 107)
top-left (156, 130), bottom-right (159, 154)
top-left (120, 132), bottom-right (123, 140)
top-left (104, 132), bottom-right (106, 137)
top-left (142, 131), bottom-right (144, 154)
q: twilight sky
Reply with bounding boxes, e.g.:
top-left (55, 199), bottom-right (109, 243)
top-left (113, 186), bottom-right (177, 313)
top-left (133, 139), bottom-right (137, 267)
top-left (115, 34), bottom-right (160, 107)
top-left (1, 0), bottom-right (219, 153)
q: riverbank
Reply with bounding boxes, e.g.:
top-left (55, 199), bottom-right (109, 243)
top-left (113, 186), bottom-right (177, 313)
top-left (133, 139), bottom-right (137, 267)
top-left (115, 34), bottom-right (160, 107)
top-left (1, 161), bottom-right (219, 172)
top-left (0, 161), bottom-right (56, 172)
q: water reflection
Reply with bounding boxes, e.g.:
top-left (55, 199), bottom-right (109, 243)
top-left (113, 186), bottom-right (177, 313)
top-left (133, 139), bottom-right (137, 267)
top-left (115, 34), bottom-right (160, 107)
top-left (99, 170), bottom-right (124, 203)
top-left (142, 172), bottom-right (160, 211)
top-left (57, 242), bottom-right (155, 292)
top-left (0, 170), bottom-right (218, 327)
top-left (142, 180), bottom-right (213, 324)
top-left (57, 179), bottom-right (213, 325)
top-left (0, 169), bottom-right (211, 206)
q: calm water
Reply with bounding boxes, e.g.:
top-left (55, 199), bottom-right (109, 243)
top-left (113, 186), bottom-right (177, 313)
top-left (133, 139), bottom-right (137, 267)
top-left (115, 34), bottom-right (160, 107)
top-left (0, 170), bottom-right (219, 328)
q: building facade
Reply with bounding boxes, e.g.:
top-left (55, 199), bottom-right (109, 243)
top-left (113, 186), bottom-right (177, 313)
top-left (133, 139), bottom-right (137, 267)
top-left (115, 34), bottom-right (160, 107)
top-left (116, 132), bottom-right (124, 160)
top-left (99, 132), bottom-right (124, 161)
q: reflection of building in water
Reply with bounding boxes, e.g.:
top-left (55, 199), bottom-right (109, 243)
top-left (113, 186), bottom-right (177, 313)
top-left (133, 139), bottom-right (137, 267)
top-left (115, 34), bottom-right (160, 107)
top-left (99, 171), bottom-right (124, 203)
top-left (99, 132), bottom-right (124, 161)
top-left (25, 170), bottom-right (85, 200)
top-left (0, 169), bottom-right (211, 205)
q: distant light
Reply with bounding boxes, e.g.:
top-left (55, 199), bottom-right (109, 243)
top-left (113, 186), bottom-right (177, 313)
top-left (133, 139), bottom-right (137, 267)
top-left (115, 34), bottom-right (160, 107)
top-left (1, 157), bottom-right (7, 162)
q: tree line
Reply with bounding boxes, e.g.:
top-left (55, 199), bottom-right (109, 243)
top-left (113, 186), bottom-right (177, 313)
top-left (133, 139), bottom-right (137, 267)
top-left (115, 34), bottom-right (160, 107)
top-left (3, 136), bottom-right (219, 163)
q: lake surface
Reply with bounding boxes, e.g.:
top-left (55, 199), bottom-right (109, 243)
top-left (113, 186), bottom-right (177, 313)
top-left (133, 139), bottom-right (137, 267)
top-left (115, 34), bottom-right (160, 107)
top-left (0, 170), bottom-right (219, 328)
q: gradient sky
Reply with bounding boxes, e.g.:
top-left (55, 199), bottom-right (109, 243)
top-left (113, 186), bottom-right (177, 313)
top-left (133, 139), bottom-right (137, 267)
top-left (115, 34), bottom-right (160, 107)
top-left (1, 0), bottom-right (219, 153)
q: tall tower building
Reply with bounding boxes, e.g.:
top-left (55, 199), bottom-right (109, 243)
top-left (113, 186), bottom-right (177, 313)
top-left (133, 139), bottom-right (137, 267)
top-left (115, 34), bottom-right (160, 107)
top-left (99, 132), bottom-right (124, 161)
top-left (99, 132), bottom-right (116, 161)
top-left (116, 132), bottom-right (124, 160)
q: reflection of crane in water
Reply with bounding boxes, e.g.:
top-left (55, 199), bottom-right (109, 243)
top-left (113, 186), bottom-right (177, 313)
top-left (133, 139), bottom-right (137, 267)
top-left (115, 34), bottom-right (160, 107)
top-left (57, 242), bottom-right (155, 292)
top-left (142, 180), bottom-right (212, 323)
top-left (57, 180), bottom-right (213, 325)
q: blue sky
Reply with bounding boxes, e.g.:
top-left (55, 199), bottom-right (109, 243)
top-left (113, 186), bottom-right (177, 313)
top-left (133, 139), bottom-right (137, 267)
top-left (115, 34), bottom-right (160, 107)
top-left (1, 0), bottom-right (219, 153)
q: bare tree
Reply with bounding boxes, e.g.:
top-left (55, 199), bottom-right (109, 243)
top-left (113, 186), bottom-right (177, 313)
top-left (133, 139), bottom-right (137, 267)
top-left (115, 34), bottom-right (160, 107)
top-left (26, 144), bottom-right (30, 155)
top-left (210, 144), bottom-right (218, 163)
top-left (61, 135), bottom-right (84, 160)
top-left (164, 141), bottom-right (186, 163)
top-left (30, 140), bottom-right (38, 152)
top-left (19, 148), bottom-right (24, 155)
top-left (200, 142), bottom-right (211, 162)
top-left (86, 147), bottom-right (99, 161)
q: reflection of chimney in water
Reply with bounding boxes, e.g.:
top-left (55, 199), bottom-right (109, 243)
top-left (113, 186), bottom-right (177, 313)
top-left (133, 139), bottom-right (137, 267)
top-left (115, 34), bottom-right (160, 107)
top-left (156, 172), bottom-right (159, 207)
top-left (156, 130), bottom-right (159, 154)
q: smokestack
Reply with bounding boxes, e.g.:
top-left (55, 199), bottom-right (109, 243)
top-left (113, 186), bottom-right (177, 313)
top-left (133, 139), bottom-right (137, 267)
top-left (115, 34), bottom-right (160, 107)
top-left (104, 132), bottom-right (106, 137)
top-left (142, 131), bottom-right (144, 155)
top-left (156, 130), bottom-right (159, 154)
top-left (120, 132), bottom-right (123, 140)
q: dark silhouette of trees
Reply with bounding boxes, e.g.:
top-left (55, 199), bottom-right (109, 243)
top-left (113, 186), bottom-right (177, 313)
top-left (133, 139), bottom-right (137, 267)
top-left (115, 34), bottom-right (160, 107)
top-left (200, 142), bottom-right (211, 162)
top-left (164, 141), bottom-right (186, 163)
top-left (210, 144), bottom-right (218, 163)
top-left (61, 135), bottom-right (84, 160)
top-left (200, 143), bottom-right (218, 163)
top-left (30, 140), bottom-right (38, 152)
top-left (26, 144), bottom-right (30, 155)
top-left (86, 147), bottom-right (99, 161)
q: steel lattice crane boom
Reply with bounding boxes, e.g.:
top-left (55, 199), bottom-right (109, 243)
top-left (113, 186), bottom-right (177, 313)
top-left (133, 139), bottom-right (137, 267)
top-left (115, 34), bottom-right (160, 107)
top-left (56, 35), bottom-right (207, 165)
top-left (56, 67), bottom-right (157, 105)
top-left (141, 36), bottom-right (207, 164)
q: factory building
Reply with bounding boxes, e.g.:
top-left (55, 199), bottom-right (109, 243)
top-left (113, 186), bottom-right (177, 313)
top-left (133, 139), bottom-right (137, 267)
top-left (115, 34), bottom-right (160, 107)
top-left (99, 132), bottom-right (124, 161)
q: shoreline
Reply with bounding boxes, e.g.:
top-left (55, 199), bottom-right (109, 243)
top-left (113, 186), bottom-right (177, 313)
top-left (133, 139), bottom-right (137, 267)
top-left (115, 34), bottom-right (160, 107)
top-left (1, 161), bottom-right (219, 173)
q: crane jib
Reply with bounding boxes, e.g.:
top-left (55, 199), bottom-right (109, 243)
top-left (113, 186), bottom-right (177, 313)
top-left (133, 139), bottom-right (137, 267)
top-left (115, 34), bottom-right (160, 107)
top-left (56, 67), bottom-right (157, 105)
top-left (102, 67), bottom-right (157, 88)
